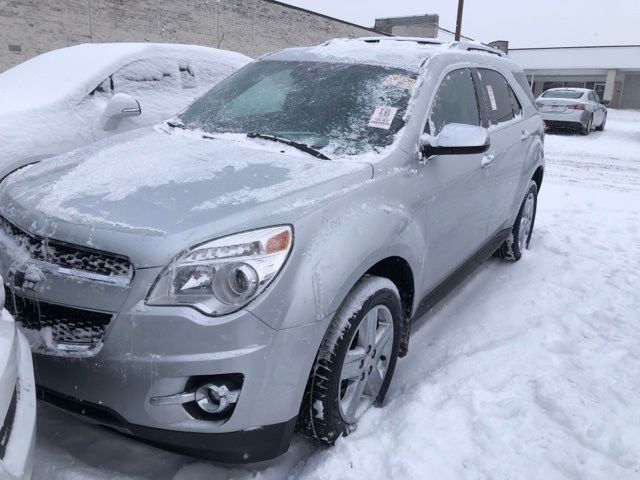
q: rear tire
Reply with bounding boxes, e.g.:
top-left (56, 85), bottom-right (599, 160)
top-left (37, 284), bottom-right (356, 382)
top-left (595, 113), bottom-right (607, 131)
top-left (296, 275), bottom-right (402, 444)
top-left (580, 115), bottom-right (593, 135)
top-left (495, 181), bottom-right (538, 262)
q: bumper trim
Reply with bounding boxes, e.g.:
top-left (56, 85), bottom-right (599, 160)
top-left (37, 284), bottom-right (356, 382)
top-left (37, 386), bottom-right (298, 463)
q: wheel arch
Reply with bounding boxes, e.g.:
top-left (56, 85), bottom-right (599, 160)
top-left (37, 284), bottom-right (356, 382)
top-left (532, 165), bottom-right (544, 191)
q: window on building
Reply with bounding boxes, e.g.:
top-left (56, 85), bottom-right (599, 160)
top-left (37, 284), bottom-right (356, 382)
top-left (427, 68), bottom-right (480, 135)
top-left (543, 82), bottom-right (563, 91)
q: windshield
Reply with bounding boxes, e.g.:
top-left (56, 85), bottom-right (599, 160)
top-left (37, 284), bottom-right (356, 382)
top-left (542, 90), bottom-right (584, 99)
top-left (179, 60), bottom-right (417, 157)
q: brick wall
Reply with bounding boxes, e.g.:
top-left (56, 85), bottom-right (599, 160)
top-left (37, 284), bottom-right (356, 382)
top-left (0, 0), bottom-right (381, 72)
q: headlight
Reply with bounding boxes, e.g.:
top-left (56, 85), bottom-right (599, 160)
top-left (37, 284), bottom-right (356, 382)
top-left (146, 225), bottom-right (292, 316)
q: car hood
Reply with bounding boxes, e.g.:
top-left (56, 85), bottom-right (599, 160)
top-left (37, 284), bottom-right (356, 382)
top-left (0, 127), bottom-right (372, 267)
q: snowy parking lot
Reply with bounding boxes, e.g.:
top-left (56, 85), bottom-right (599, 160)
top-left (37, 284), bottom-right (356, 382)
top-left (34, 109), bottom-right (640, 480)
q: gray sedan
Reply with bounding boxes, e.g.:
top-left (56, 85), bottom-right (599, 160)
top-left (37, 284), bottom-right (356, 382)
top-left (536, 88), bottom-right (608, 135)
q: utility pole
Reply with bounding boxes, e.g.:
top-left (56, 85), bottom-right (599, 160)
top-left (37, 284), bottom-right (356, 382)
top-left (455, 0), bottom-right (465, 41)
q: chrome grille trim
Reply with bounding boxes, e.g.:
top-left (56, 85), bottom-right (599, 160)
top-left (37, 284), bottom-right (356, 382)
top-left (0, 215), bottom-right (134, 286)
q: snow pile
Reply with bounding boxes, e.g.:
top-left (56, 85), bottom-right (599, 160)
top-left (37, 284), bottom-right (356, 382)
top-left (31, 109), bottom-right (640, 479)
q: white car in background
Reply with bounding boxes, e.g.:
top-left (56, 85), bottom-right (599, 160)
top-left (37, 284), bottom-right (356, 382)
top-left (0, 281), bottom-right (36, 480)
top-left (0, 43), bottom-right (251, 178)
top-left (535, 87), bottom-right (608, 135)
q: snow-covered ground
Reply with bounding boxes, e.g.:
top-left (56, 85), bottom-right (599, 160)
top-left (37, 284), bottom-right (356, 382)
top-left (34, 109), bottom-right (640, 480)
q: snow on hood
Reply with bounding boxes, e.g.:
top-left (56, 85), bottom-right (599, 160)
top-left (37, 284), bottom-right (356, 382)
top-left (0, 127), bottom-right (371, 236)
top-left (0, 43), bottom-right (250, 115)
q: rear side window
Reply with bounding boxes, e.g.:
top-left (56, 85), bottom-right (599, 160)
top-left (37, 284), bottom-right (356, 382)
top-left (512, 71), bottom-right (536, 105)
top-left (112, 57), bottom-right (180, 93)
top-left (476, 68), bottom-right (517, 126)
top-left (427, 68), bottom-right (480, 135)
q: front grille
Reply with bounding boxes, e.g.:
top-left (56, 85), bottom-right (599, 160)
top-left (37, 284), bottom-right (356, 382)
top-left (0, 215), bottom-right (133, 285)
top-left (0, 384), bottom-right (17, 459)
top-left (5, 287), bottom-right (113, 349)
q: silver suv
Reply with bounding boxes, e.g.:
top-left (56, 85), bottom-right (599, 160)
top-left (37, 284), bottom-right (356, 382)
top-left (0, 38), bottom-right (544, 463)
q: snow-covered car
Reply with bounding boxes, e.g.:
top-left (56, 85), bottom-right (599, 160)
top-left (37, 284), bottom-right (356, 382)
top-left (0, 37), bottom-right (544, 463)
top-left (0, 43), bottom-right (251, 179)
top-left (0, 279), bottom-right (36, 480)
top-left (535, 87), bottom-right (608, 135)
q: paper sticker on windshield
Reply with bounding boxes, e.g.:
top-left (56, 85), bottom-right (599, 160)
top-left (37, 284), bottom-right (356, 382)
top-left (486, 85), bottom-right (498, 111)
top-left (368, 106), bottom-right (398, 130)
top-left (384, 75), bottom-right (416, 90)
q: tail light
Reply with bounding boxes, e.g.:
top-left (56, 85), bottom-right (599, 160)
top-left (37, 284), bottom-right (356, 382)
top-left (567, 104), bottom-right (586, 110)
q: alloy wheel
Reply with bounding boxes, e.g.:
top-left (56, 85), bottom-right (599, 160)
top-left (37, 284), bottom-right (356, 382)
top-left (338, 304), bottom-right (394, 424)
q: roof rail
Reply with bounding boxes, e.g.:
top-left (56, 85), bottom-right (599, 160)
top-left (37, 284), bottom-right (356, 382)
top-left (449, 42), bottom-right (505, 57)
top-left (356, 36), bottom-right (444, 46)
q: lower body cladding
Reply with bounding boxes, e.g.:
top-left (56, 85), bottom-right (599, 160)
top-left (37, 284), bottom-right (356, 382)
top-left (9, 268), bottom-right (330, 463)
top-left (541, 110), bottom-right (591, 131)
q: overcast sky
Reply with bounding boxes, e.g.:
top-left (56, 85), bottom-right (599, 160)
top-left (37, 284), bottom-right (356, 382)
top-left (281, 0), bottom-right (640, 48)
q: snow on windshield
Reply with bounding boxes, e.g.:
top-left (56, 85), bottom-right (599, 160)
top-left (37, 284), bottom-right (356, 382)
top-left (179, 60), bottom-right (418, 157)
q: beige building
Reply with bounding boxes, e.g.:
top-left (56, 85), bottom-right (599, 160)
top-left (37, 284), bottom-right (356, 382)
top-left (0, 0), bottom-right (381, 73)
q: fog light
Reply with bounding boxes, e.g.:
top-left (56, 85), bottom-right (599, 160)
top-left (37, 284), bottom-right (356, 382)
top-left (195, 383), bottom-right (240, 414)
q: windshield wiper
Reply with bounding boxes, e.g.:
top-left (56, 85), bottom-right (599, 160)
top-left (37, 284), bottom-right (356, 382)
top-left (166, 120), bottom-right (187, 130)
top-left (247, 133), bottom-right (330, 160)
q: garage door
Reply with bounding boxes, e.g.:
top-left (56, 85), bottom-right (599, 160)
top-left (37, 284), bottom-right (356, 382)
top-left (620, 74), bottom-right (640, 109)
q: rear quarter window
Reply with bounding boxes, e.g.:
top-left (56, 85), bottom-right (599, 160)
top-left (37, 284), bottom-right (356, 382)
top-left (512, 71), bottom-right (536, 105)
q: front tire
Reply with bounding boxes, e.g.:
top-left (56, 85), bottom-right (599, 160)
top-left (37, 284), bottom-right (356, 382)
top-left (495, 181), bottom-right (538, 261)
top-left (595, 113), bottom-right (607, 131)
top-left (297, 276), bottom-right (402, 444)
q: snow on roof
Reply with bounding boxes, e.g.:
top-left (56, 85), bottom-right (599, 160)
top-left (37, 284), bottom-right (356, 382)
top-left (266, 37), bottom-right (507, 71)
top-left (266, 37), bottom-right (450, 71)
top-left (0, 43), bottom-right (251, 115)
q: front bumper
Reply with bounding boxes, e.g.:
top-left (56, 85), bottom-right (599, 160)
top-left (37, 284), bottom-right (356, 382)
top-left (0, 323), bottom-right (36, 480)
top-left (38, 386), bottom-right (297, 463)
top-left (28, 296), bottom-right (327, 462)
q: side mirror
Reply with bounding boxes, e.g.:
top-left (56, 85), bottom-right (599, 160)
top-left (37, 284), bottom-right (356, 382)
top-left (600, 99), bottom-right (610, 106)
top-left (101, 93), bottom-right (141, 131)
top-left (420, 123), bottom-right (490, 158)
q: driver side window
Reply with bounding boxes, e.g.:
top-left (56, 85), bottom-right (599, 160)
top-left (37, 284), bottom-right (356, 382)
top-left (427, 68), bottom-right (480, 136)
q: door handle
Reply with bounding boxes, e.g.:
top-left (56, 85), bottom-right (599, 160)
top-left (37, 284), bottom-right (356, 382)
top-left (481, 153), bottom-right (495, 169)
top-left (520, 129), bottom-right (531, 141)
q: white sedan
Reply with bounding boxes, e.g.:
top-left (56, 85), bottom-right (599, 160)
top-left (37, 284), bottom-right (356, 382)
top-left (535, 87), bottom-right (608, 135)
top-left (0, 43), bottom-right (251, 178)
top-left (0, 281), bottom-right (36, 480)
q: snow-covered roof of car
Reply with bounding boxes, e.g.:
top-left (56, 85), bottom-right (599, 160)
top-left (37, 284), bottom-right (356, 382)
top-left (0, 43), bottom-right (251, 115)
top-left (263, 37), bottom-right (508, 72)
